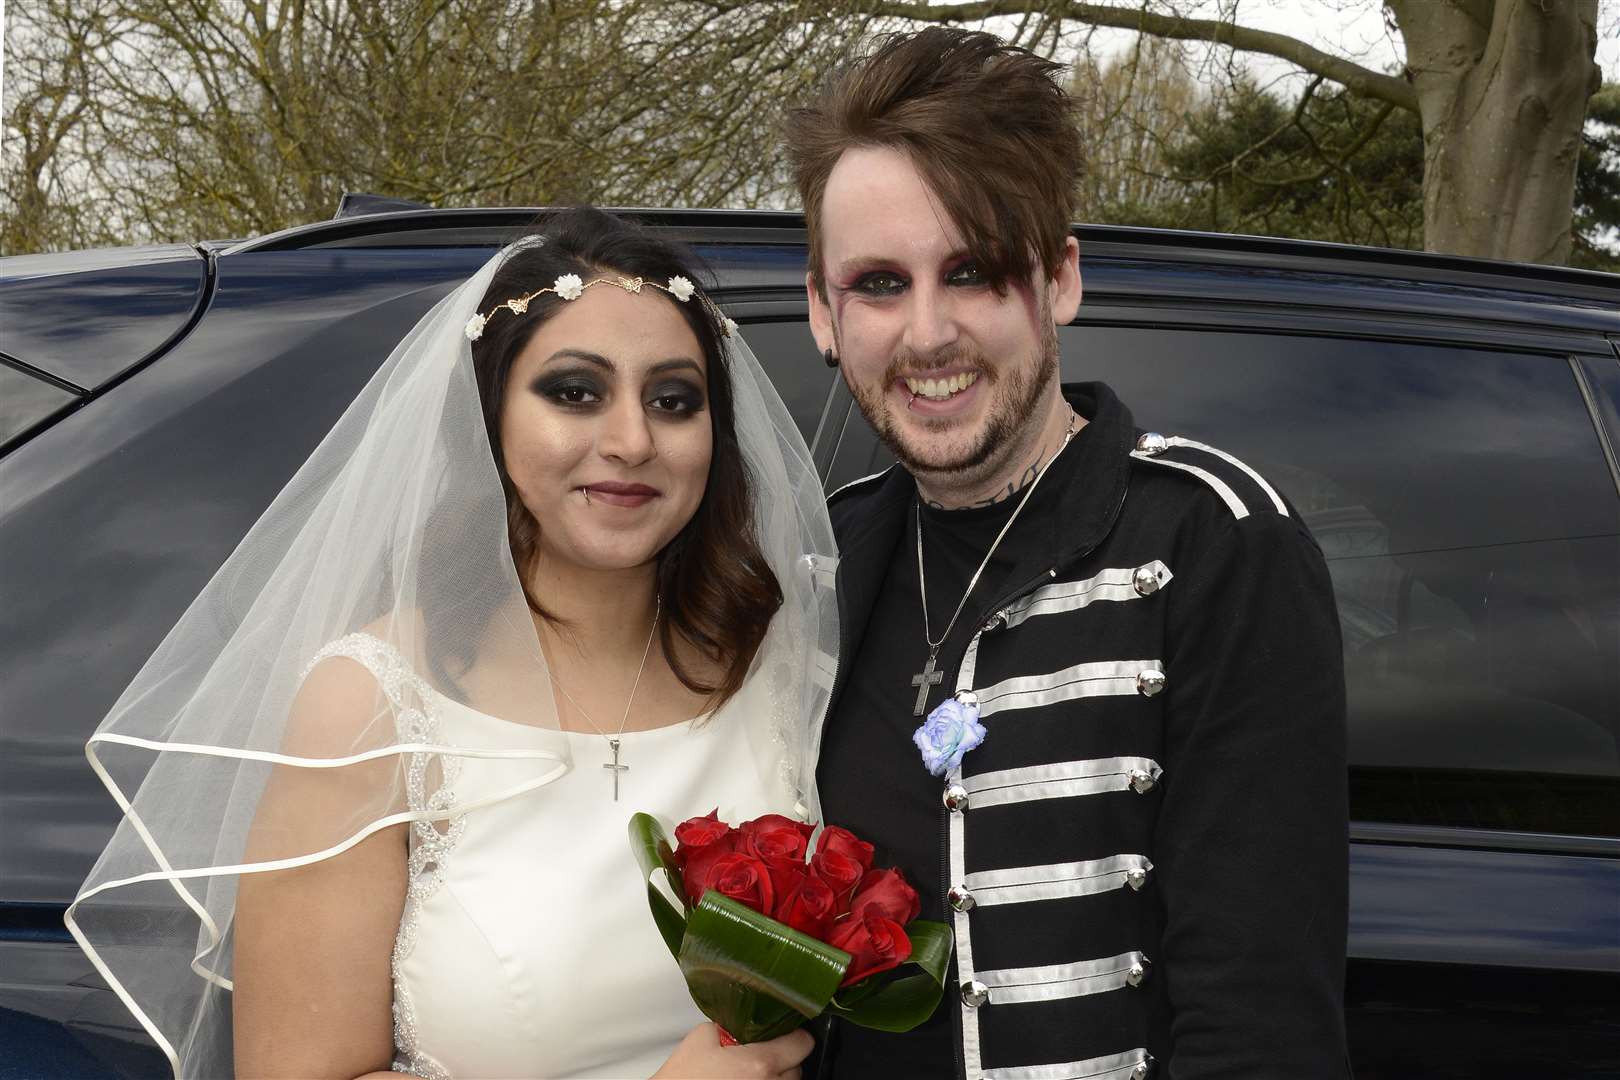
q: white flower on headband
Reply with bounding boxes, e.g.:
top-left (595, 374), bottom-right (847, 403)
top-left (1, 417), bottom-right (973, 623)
top-left (723, 317), bottom-right (738, 337)
top-left (668, 276), bottom-right (695, 302)
top-left (555, 274), bottom-right (584, 301)
top-left (464, 314), bottom-right (487, 341)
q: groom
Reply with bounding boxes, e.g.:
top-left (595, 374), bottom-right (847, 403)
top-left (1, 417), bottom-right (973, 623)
top-left (788, 28), bottom-right (1349, 1079)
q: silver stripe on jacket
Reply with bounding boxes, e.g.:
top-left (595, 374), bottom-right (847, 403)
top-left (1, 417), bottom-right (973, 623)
top-left (949, 764), bottom-right (984, 1077)
top-left (981, 1047), bottom-right (1154, 1080)
top-left (1168, 436), bottom-right (1288, 515)
top-left (978, 950), bottom-right (1149, 1004)
top-left (976, 659), bottom-right (1162, 718)
top-left (963, 756), bottom-right (1163, 808)
top-left (962, 854), bottom-right (1152, 906)
top-left (1001, 561), bottom-right (1172, 629)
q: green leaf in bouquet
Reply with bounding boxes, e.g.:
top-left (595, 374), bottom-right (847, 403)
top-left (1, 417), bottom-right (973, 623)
top-left (627, 813), bottom-right (686, 960)
top-left (678, 891), bottom-right (851, 1044)
top-left (829, 919), bottom-right (952, 1032)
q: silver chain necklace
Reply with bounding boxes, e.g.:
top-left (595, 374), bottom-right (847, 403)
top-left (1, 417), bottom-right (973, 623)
top-left (909, 411), bottom-right (1077, 717)
top-left (549, 595), bottom-right (661, 801)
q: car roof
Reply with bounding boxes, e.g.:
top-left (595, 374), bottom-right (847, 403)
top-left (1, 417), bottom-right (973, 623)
top-left (213, 205), bottom-right (1620, 307)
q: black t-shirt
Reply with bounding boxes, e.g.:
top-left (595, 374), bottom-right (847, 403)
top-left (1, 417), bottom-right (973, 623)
top-left (816, 429), bottom-right (1086, 1076)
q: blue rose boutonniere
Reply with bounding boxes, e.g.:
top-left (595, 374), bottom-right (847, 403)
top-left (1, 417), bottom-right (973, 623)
top-left (912, 693), bottom-right (986, 777)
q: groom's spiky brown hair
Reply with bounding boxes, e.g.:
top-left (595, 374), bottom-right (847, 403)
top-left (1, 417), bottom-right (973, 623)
top-left (783, 27), bottom-right (1084, 296)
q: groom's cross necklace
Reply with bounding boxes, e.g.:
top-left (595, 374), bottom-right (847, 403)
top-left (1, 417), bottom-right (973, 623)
top-left (550, 595), bottom-right (661, 801)
top-left (912, 410), bottom-right (1078, 716)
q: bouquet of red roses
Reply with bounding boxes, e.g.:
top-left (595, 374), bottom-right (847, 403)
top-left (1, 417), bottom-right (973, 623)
top-left (629, 811), bottom-right (950, 1044)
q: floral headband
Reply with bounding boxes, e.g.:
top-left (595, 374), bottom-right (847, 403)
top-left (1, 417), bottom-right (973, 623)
top-left (464, 273), bottom-right (738, 342)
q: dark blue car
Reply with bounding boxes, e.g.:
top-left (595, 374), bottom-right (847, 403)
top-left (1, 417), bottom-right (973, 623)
top-left (3, 206), bottom-right (1618, 1078)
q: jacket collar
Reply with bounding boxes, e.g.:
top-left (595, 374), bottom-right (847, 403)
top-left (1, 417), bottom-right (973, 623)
top-left (1041, 380), bottom-right (1136, 571)
top-left (828, 465), bottom-right (912, 697)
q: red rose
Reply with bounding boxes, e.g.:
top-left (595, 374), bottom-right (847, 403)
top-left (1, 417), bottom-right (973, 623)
top-left (674, 809), bottom-right (732, 853)
top-left (815, 825), bottom-right (875, 873)
top-left (736, 815), bottom-right (814, 895)
top-left (772, 873), bottom-right (838, 938)
top-left (702, 851), bottom-right (775, 916)
top-left (811, 849), bottom-right (864, 909)
top-left (673, 810), bottom-right (738, 906)
top-left (848, 868), bottom-right (921, 926)
top-left (738, 815), bottom-right (813, 862)
top-left (828, 910), bottom-right (912, 987)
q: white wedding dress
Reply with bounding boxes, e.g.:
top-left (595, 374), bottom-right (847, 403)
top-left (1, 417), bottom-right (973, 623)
top-left (314, 634), bottom-right (780, 1080)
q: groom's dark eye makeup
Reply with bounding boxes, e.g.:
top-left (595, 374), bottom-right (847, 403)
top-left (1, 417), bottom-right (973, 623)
top-left (531, 350), bottom-right (706, 420)
top-left (945, 259), bottom-right (988, 287)
top-left (834, 253), bottom-right (989, 300)
top-left (844, 269), bottom-right (907, 297)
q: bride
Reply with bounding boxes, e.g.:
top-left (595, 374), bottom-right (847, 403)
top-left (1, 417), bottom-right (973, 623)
top-left (66, 208), bottom-right (838, 1079)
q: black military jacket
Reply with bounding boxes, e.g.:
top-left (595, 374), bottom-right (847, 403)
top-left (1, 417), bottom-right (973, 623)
top-left (822, 382), bottom-right (1349, 1079)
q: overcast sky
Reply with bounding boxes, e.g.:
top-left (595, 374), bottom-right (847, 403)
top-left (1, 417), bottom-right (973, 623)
top-left (1243, 0), bottom-right (1615, 82)
top-left (1032, 0), bottom-right (1620, 92)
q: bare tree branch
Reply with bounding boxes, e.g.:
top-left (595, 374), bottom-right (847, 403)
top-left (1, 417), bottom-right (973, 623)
top-left (871, 0), bottom-right (1418, 111)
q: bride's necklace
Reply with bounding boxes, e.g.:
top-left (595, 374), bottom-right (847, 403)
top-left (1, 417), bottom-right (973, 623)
top-left (549, 595), bottom-right (661, 801)
top-left (911, 410), bottom-right (1077, 716)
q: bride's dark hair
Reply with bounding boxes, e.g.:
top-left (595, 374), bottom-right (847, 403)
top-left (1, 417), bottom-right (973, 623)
top-left (465, 206), bottom-right (783, 709)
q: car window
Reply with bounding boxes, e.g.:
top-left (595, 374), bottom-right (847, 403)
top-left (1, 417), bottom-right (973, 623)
top-left (1059, 325), bottom-right (1620, 837)
top-left (1577, 354), bottom-right (1620, 480)
top-left (732, 318), bottom-right (838, 447)
top-left (0, 361), bottom-right (78, 449)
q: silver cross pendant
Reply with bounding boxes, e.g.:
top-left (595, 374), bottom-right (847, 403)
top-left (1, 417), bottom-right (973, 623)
top-left (911, 649), bottom-right (945, 716)
top-left (603, 737), bottom-right (628, 801)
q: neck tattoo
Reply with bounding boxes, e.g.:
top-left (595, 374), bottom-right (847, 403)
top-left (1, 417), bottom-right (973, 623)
top-left (919, 413), bottom-right (1076, 512)
top-left (920, 455), bottom-right (1042, 512)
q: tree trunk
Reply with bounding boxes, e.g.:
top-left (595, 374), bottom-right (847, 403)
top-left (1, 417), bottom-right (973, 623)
top-left (1391, 0), bottom-right (1601, 264)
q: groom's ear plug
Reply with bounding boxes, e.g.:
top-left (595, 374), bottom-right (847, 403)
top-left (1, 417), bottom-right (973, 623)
top-left (823, 349), bottom-right (840, 368)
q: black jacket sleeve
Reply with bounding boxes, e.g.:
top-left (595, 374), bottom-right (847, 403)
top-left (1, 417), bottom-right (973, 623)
top-left (1155, 508), bottom-right (1349, 1077)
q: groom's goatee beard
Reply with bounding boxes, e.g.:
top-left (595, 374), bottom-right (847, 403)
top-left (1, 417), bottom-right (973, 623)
top-left (857, 326), bottom-right (1060, 485)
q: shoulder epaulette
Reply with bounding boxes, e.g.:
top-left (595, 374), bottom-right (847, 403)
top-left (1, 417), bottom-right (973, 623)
top-left (827, 464), bottom-right (896, 505)
top-left (1129, 433), bottom-right (1289, 520)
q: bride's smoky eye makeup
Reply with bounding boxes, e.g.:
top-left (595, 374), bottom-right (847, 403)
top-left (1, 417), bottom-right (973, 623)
top-left (528, 366), bottom-right (706, 418)
top-left (530, 368), bottom-right (603, 408)
top-left (645, 377), bottom-right (706, 418)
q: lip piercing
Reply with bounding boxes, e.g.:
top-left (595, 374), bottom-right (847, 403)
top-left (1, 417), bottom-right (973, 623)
top-left (582, 488), bottom-right (591, 505)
